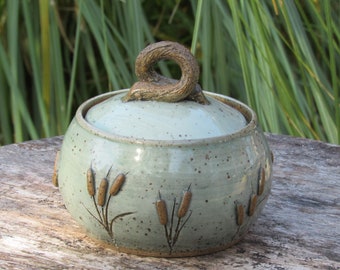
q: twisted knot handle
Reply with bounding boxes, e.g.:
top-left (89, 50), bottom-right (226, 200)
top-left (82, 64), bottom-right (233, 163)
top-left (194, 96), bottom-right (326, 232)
top-left (122, 41), bottom-right (209, 104)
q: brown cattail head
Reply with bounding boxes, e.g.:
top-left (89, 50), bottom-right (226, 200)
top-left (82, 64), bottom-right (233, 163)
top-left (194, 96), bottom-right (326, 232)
top-left (248, 194), bottom-right (258, 216)
top-left (86, 167), bottom-right (95, 197)
top-left (258, 167), bottom-right (266, 196)
top-left (52, 151), bottom-right (60, 187)
top-left (177, 190), bottom-right (192, 218)
top-left (236, 204), bottom-right (244, 226)
top-left (109, 173), bottom-right (126, 196)
top-left (97, 178), bottom-right (108, 207)
top-left (156, 199), bottom-right (168, 225)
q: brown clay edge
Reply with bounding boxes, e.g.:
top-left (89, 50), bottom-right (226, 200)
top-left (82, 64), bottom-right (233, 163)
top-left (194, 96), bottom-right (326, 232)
top-left (88, 232), bottom-right (248, 258)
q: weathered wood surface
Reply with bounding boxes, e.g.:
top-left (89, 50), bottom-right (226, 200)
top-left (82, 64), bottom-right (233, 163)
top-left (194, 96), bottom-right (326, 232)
top-left (0, 134), bottom-right (339, 269)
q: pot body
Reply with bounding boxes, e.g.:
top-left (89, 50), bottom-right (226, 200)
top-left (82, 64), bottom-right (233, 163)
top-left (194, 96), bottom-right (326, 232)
top-left (57, 90), bottom-right (273, 257)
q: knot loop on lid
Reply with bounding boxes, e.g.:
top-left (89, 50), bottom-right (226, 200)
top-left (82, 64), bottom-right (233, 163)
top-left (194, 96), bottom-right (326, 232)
top-left (122, 41), bottom-right (209, 105)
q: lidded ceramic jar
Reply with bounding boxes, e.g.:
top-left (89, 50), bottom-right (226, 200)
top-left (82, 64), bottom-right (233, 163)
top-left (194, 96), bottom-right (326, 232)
top-left (53, 41), bottom-right (273, 257)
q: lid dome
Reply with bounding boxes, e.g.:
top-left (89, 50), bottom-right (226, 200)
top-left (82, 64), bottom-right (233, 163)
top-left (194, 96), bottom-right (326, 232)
top-left (85, 92), bottom-right (246, 141)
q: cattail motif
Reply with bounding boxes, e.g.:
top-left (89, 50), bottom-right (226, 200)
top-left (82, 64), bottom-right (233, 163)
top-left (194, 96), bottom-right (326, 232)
top-left (82, 163), bottom-right (134, 241)
top-left (156, 185), bottom-right (193, 253)
top-left (236, 204), bottom-right (244, 226)
top-left (258, 167), bottom-right (266, 196)
top-left (87, 167), bottom-right (95, 196)
top-left (156, 197), bottom-right (168, 225)
top-left (52, 151), bottom-right (60, 187)
top-left (248, 194), bottom-right (257, 216)
top-left (177, 188), bottom-right (192, 218)
top-left (97, 178), bottom-right (108, 207)
top-left (109, 173), bottom-right (126, 196)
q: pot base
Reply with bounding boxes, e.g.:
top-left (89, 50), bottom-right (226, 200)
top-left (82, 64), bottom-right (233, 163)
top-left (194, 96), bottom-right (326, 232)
top-left (88, 231), bottom-right (248, 258)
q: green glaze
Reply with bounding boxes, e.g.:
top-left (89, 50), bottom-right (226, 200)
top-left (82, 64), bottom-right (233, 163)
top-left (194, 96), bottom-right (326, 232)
top-left (86, 92), bottom-right (246, 141)
top-left (56, 89), bottom-right (273, 257)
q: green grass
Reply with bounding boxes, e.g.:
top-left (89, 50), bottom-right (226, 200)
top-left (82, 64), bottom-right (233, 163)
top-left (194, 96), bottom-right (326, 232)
top-left (0, 0), bottom-right (339, 145)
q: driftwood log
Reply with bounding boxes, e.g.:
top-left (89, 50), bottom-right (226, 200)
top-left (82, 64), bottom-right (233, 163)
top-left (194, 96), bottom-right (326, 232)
top-left (0, 134), bottom-right (339, 269)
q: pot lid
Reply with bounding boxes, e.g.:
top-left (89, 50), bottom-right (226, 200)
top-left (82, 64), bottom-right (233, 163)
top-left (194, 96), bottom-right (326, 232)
top-left (85, 92), bottom-right (246, 141)
top-left (84, 41), bottom-right (247, 141)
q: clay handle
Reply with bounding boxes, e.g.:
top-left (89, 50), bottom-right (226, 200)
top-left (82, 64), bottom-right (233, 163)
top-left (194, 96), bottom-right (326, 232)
top-left (122, 41), bottom-right (209, 104)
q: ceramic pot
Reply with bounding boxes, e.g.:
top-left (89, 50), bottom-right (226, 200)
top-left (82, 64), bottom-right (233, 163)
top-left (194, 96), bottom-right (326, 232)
top-left (53, 41), bottom-right (273, 257)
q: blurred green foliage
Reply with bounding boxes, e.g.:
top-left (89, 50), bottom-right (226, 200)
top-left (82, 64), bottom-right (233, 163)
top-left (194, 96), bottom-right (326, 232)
top-left (0, 0), bottom-right (339, 145)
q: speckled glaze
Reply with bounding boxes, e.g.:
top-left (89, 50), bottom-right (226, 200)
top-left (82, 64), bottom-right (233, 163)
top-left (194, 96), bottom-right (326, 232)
top-left (55, 41), bottom-right (273, 257)
top-left (56, 89), bottom-right (273, 257)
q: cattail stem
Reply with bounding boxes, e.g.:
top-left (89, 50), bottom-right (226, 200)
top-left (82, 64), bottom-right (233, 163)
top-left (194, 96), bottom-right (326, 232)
top-left (174, 217), bottom-right (182, 237)
top-left (169, 197), bottom-right (176, 241)
top-left (164, 225), bottom-right (170, 246)
top-left (93, 196), bottom-right (103, 224)
top-left (173, 210), bottom-right (192, 246)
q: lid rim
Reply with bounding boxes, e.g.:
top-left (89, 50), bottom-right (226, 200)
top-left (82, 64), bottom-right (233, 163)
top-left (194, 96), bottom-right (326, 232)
top-left (75, 89), bottom-right (258, 146)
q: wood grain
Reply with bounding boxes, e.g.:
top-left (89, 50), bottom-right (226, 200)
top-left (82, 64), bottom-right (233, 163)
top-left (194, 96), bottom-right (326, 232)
top-left (0, 134), bottom-right (339, 269)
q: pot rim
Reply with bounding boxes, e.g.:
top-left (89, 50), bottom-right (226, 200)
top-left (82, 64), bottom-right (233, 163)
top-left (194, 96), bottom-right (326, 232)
top-left (75, 89), bottom-right (258, 146)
